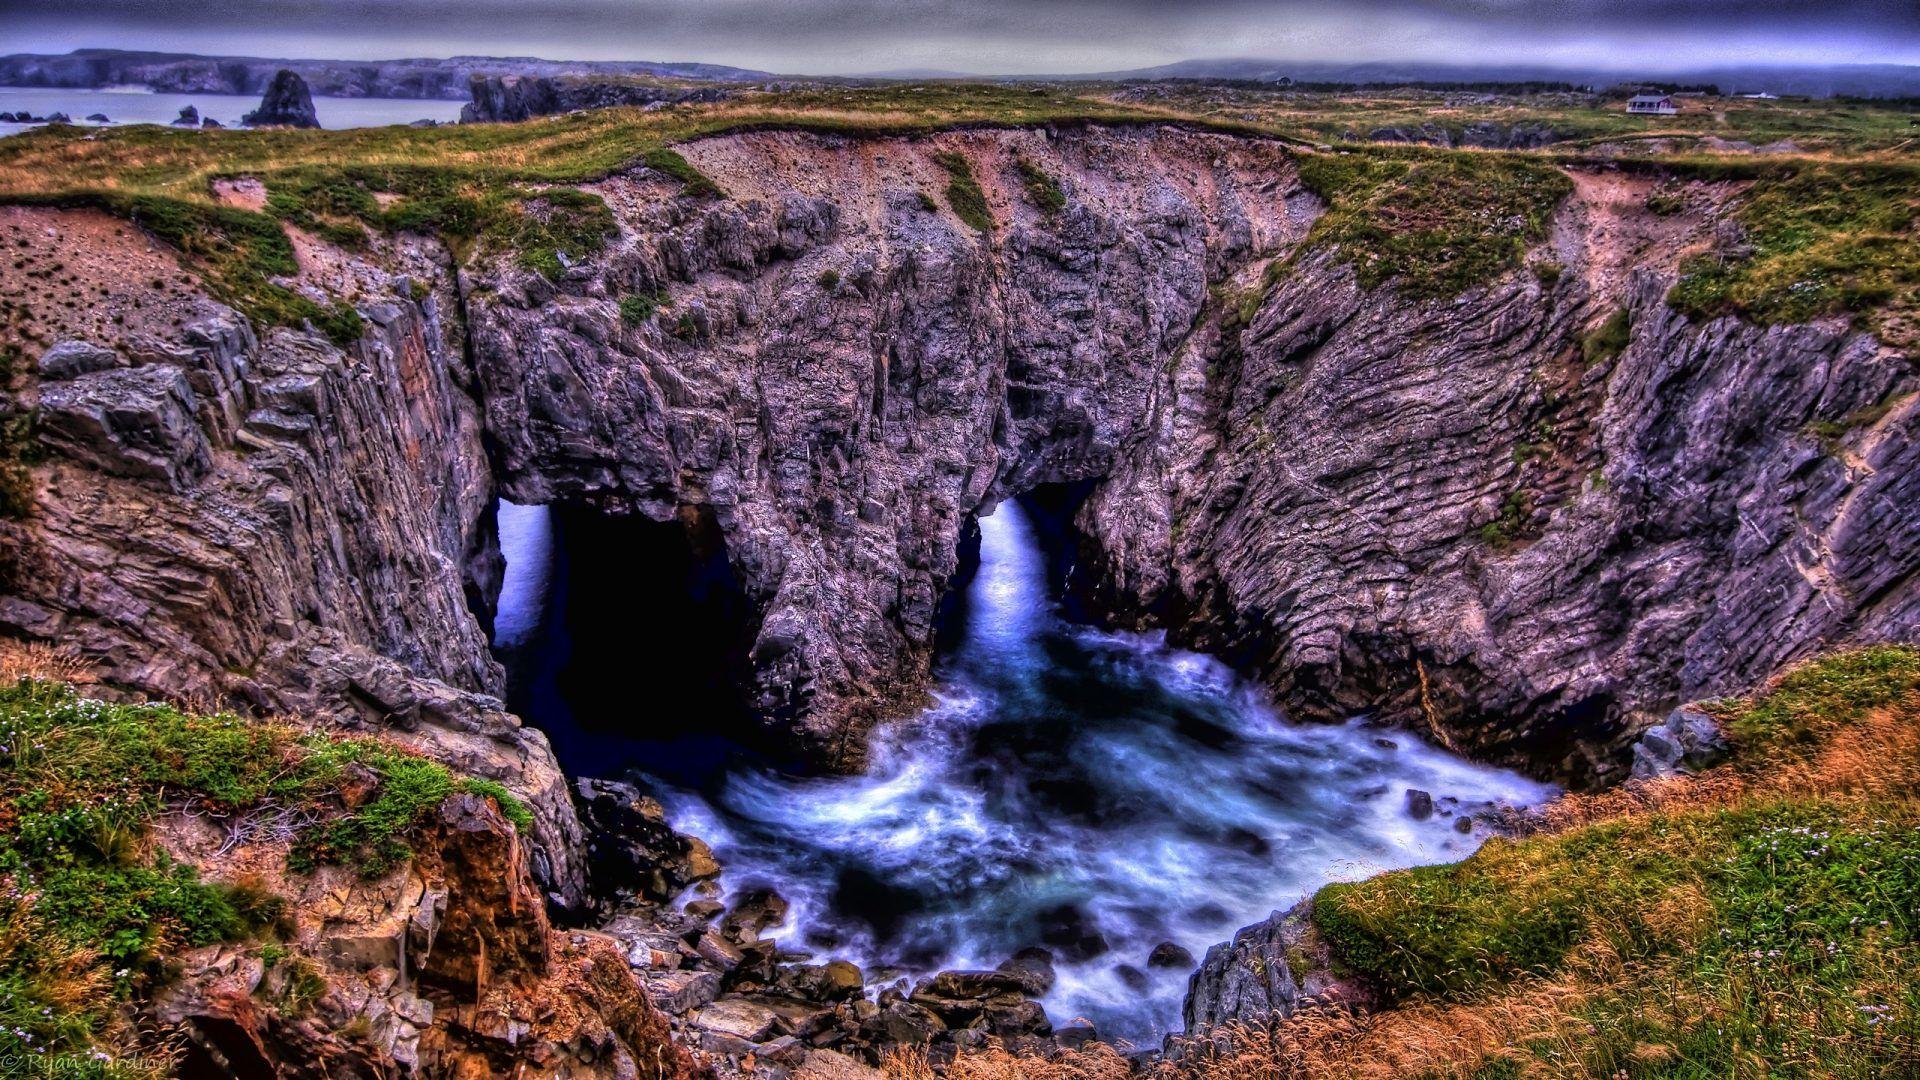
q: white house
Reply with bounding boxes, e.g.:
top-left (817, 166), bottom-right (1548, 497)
top-left (1627, 93), bottom-right (1679, 116)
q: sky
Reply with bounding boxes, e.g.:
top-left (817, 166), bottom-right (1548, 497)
top-left (9, 0), bottom-right (1920, 77)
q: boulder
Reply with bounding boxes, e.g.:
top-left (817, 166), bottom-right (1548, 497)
top-left (37, 339), bottom-right (123, 381)
top-left (996, 947), bottom-right (1056, 995)
top-left (1405, 788), bottom-right (1435, 820)
top-left (1147, 941), bottom-right (1196, 969)
top-left (45, 112), bottom-right (71, 124)
top-left (1630, 706), bottom-right (1729, 779)
top-left (1184, 903), bottom-right (1340, 1031)
top-left (173, 105), bottom-right (199, 126)
top-left (916, 970), bottom-right (1030, 1001)
top-left (573, 777), bottom-right (713, 905)
top-left (722, 886), bottom-right (791, 943)
top-left (86, 113), bottom-right (110, 122)
top-left (201, 117), bottom-right (223, 129)
top-left (689, 996), bottom-right (782, 1042)
top-left (243, 69), bottom-right (321, 129)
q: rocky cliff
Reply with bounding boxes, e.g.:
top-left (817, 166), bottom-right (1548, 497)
top-left (2, 125), bottom-right (1914, 795)
top-left (461, 74), bottom-right (733, 123)
top-left (463, 127), bottom-right (1918, 780)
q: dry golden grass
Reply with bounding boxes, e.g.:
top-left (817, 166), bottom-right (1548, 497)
top-left (0, 639), bottom-right (96, 685)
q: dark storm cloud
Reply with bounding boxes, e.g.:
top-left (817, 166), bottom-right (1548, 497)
top-left (10, 0), bottom-right (1918, 75)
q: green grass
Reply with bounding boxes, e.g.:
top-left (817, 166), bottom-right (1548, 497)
top-left (1710, 644), bottom-right (1920, 759)
top-left (1291, 148), bottom-right (1573, 298)
top-left (0, 676), bottom-right (534, 1074)
top-left (1310, 646), bottom-right (1920, 1078)
top-left (1665, 161), bottom-right (1920, 348)
top-left (642, 147), bottom-right (723, 198)
top-left (933, 150), bottom-right (992, 232)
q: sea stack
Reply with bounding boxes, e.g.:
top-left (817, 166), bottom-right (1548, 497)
top-left (171, 105), bottom-right (198, 126)
top-left (242, 69), bottom-right (321, 128)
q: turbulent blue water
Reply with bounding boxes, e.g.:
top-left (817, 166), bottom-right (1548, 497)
top-left (0, 87), bottom-right (465, 138)
top-left (495, 498), bottom-right (1557, 1046)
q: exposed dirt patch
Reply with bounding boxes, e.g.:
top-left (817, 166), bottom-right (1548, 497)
top-left (1549, 168), bottom-right (1739, 312)
top-left (0, 205), bottom-right (227, 352)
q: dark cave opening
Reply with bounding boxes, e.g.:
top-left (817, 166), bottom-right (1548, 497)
top-left (1013, 480), bottom-right (1101, 625)
top-left (495, 502), bottom-right (775, 793)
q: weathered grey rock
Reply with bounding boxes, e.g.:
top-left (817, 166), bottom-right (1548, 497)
top-left (689, 996), bottom-right (781, 1042)
top-left (1185, 904), bottom-right (1335, 1031)
top-left (242, 69), bottom-right (320, 129)
top-left (644, 969), bottom-right (721, 1016)
top-left (1631, 705), bottom-right (1730, 779)
top-left (36, 339), bottom-right (122, 381)
top-left (37, 364), bottom-right (211, 488)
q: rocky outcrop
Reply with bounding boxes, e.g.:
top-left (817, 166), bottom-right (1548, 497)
top-left (461, 74), bottom-right (732, 123)
top-left (0, 209), bottom-right (587, 905)
top-left (243, 69), bottom-right (321, 128)
top-left (1183, 902), bottom-right (1348, 1032)
top-left (151, 791), bottom-right (701, 1078)
top-left (470, 125), bottom-right (1312, 761)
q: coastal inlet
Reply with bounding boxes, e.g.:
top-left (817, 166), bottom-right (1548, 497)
top-left (495, 497), bottom-right (1557, 1045)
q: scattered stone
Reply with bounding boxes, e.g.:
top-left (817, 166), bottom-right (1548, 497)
top-left (1454, 814), bottom-right (1474, 834)
top-left (684, 898), bottom-right (725, 921)
top-left (1405, 789), bottom-right (1435, 820)
top-left (1116, 964), bottom-right (1149, 991)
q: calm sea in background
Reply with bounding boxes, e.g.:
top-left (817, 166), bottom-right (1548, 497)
top-left (0, 87), bottom-right (466, 137)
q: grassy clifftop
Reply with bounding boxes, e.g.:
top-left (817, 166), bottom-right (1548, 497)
top-left (1299, 645), bottom-right (1920, 1078)
top-left (0, 647), bottom-right (529, 1078)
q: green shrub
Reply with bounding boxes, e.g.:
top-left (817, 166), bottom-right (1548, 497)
top-left (817, 268), bottom-right (841, 290)
top-left (619, 287), bottom-right (668, 326)
top-left (1014, 157), bottom-right (1066, 216)
top-left (933, 151), bottom-right (992, 232)
top-left (1580, 307), bottom-right (1632, 366)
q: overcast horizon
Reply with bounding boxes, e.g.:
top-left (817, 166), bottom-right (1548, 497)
top-left (9, 1), bottom-right (1920, 78)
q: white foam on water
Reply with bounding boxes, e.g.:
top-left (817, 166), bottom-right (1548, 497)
top-left (627, 501), bottom-right (1560, 1045)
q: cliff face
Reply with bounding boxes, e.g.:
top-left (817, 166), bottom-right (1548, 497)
top-left (463, 127), bottom-right (1917, 780)
top-left (469, 126), bottom-right (1311, 760)
top-left (0, 206), bottom-right (588, 903)
top-left (0, 125), bottom-right (1913, 856)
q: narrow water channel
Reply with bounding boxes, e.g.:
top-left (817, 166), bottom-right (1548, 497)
top-left (495, 498), bottom-right (1556, 1045)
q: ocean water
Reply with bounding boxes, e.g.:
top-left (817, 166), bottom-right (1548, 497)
top-left (0, 87), bottom-right (465, 138)
top-left (494, 498), bottom-right (1558, 1045)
